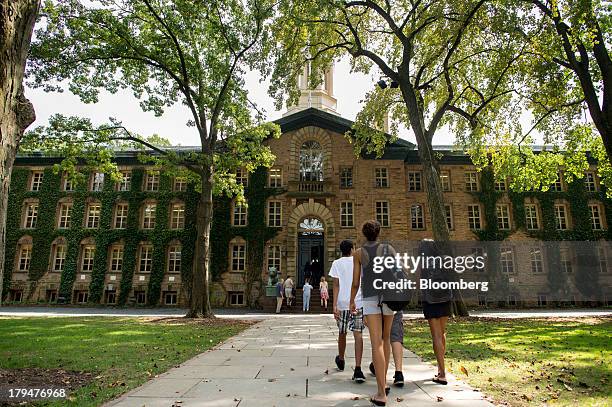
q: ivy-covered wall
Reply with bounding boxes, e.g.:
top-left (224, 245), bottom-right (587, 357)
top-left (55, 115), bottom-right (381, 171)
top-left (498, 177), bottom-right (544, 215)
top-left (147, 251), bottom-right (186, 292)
top-left (3, 167), bottom-right (198, 306)
top-left (210, 167), bottom-right (282, 307)
top-left (475, 167), bottom-right (612, 302)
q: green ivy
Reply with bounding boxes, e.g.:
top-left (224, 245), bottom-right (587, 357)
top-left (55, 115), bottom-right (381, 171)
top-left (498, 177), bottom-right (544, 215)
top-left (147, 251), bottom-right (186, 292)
top-left (476, 166), bottom-right (611, 302)
top-left (209, 167), bottom-right (282, 307)
top-left (3, 166), bottom-right (198, 306)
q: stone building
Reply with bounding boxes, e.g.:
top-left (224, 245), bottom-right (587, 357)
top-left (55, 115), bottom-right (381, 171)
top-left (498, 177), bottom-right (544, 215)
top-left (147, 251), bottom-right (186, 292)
top-left (3, 68), bottom-right (611, 308)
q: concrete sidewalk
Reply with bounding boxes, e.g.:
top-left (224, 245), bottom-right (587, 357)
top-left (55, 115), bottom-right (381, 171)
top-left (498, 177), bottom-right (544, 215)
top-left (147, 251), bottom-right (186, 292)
top-left (105, 315), bottom-right (493, 407)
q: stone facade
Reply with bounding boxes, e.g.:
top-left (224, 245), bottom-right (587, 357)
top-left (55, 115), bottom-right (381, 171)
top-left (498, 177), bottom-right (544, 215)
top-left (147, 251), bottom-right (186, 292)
top-left (4, 108), bottom-right (611, 308)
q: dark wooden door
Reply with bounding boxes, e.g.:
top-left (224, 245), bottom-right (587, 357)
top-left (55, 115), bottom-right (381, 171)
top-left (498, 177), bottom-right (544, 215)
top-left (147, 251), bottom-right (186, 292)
top-left (297, 234), bottom-right (324, 287)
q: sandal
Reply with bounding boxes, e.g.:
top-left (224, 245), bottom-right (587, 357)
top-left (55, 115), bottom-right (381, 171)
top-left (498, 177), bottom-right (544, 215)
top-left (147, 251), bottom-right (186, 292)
top-left (432, 374), bottom-right (448, 385)
top-left (370, 396), bottom-right (386, 406)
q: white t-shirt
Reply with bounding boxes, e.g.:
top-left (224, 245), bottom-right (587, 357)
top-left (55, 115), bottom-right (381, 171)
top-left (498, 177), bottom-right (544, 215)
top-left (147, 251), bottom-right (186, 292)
top-left (329, 256), bottom-right (362, 310)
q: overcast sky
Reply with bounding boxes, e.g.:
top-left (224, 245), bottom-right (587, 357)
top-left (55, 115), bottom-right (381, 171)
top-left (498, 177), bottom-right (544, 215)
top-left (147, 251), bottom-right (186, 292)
top-left (26, 57), bottom-right (461, 147)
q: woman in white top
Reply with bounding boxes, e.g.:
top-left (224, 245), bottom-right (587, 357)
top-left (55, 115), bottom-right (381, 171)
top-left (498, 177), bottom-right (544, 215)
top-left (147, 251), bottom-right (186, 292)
top-left (319, 276), bottom-right (329, 310)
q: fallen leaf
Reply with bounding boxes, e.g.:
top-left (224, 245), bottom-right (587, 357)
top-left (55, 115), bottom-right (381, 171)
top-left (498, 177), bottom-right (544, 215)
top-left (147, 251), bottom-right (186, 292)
top-left (460, 366), bottom-right (469, 376)
top-left (436, 396), bottom-right (444, 402)
top-left (396, 397), bottom-right (404, 402)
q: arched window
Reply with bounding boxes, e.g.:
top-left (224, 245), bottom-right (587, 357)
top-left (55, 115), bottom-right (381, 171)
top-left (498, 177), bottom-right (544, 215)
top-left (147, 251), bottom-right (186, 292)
top-left (299, 141), bottom-right (323, 181)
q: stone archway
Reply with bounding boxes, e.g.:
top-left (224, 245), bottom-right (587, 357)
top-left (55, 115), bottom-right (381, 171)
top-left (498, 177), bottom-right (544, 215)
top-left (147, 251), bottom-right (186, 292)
top-left (285, 201), bottom-right (336, 281)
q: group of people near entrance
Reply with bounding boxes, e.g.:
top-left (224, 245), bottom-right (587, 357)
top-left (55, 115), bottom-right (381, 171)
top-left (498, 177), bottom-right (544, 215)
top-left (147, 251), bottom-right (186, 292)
top-left (275, 274), bottom-right (329, 312)
top-left (276, 219), bottom-right (451, 406)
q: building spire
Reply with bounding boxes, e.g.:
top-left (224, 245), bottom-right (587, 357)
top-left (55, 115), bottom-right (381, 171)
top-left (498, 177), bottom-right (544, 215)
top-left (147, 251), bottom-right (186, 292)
top-left (283, 62), bottom-right (338, 117)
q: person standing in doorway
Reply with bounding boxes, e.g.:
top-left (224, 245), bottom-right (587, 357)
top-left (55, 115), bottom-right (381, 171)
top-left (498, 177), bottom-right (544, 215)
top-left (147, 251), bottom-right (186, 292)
top-left (283, 276), bottom-right (295, 307)
top-left (330, 240), bottom-right (366, 383)
top-left (275, 278), bottom-right (284, 314)
top-left (319, 276), bottom-right (329, 311)
top-left (302, 278), bottom-right (313, 312)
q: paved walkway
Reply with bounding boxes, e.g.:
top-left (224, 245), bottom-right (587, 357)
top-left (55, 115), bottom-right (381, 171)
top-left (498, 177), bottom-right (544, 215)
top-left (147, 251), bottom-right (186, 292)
top-left (105, 315), bottom-right (493, 407)
top-left (1, 306), bottom-right (610, 319)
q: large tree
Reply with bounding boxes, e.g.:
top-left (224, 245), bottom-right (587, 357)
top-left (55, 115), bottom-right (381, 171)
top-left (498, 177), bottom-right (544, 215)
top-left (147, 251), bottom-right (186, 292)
top-left (28, 0), bottom-right (278, 317)
top-left (270, 0), bottom-right (527, 242)
top-left (0, 0), bottom-right (39, 304)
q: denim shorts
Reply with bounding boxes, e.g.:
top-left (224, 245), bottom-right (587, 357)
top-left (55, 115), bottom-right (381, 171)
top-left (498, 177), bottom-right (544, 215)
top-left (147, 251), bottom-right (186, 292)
top-left (362, 297), bottom-right (394, 316)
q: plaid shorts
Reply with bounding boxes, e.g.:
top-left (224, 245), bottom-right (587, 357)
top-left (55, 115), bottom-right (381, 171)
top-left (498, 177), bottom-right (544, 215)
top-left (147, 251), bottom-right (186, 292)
top-left (337, 308), bottom-right (364, 334)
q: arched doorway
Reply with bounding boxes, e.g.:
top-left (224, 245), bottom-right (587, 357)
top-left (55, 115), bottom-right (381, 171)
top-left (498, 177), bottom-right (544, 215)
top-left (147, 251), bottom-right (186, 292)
top-left (297, 217), bottom-right (324, 287)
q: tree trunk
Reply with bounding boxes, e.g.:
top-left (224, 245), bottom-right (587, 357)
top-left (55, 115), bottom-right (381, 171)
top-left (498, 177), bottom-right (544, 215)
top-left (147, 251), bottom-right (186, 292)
top-left (0, 0), bottom-right (39, 304)
top-left (398, 72), bottom-right (469, 316)
top-left (186, 164), bottom-right (214, 318)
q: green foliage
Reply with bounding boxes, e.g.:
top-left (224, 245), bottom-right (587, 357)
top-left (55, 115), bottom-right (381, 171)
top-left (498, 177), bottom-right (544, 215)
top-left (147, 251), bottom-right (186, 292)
top-left (210, 167), bottom-right (282, 306)
top-left (3, 167), bottom-right (198, 306)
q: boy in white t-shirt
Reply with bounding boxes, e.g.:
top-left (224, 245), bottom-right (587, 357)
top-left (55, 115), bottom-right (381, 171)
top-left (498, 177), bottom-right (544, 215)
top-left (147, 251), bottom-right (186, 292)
top-left (329, 240), bottom-right (366, 383)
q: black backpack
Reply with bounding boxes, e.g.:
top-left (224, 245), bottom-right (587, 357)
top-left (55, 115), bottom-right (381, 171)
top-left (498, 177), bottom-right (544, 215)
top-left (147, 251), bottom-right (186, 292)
top-left (380, 244), bottom-right (410, 311)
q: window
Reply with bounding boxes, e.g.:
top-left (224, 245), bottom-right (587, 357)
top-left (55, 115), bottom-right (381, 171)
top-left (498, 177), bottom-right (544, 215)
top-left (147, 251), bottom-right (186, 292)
top-left (232, 202), bottom-right (247, 227)
top-left (30, 171), bottom-right (43, 191)
top-left (142, 203), bottom-right (157, 229)
top-left (590, 203), bottom-right (603, 230)
top-left (90, 172), bottom-right (105, 191)
top-left (411, 204), bottom-right (425, 229)
top-left (407, 171), bottom-right (422, 191)
top-left (555, 204), bottom-right (568, 230)
top-left (58, 202), bottom-right (72, 229)
top-left (494, 178), bottom-right (507, 191)
top-left (110, 245), bottom-right (124, 272)
top-left (117, 171), bottom-right (131, 191)
top-left (375, 167), bottom-right (389, 188)
top-left (530, 247), bottom-right (543, 273)
top-left (269, 168), bottom-right (282, 188)
top-left (145, 171), bottom-right (160, 191)
top-left (135, 291), bottom-right (146, 304)
top-left (170, 202), bottom-right (185, 229)
top-left (507, 295), bottom-right (517, 306)
top-left (550, 172), bottom-right (563, 191)
top-left (62, 173), bottom-right (74, 192)
top-left (445, 205), bottom-right (453, 230)
top-left (168, 244), bottom-right (182, 273)
top-left (86, 203), bottom-right (101, 229)
top-left (80, 245), bottom-right (95, 272)
top-left (23, 202), bottom-right (38, 229)
top-left (340, 201), bottom-right (354, 227)
top-left (114, 203), bottom-right (129, 229)
top-left (500, 247), bottom-right (514, 273)
top-left (375, 201), bottom-right (390, 227)
top-left (139, 244), bottom-right (153, 273)
top-left (17, 244), bottom-right (32, 271)
top-left (231, 243), bottom-right (246, 272)
top-left (585, 172), bottom-right (597, 192)
top-left (537, 294), bottom-right (547, 306)
top-left (598, 246), bottom-right (608, 273)
top-left (496, 204), bottom-right (511, 230)
top-left (464, 171), bottom-right (478, 191)
top-left (267, 245), bottom-right (281, 273)
top-left (560, 248), bottom-right (573, 273)
top-left (468, 204), bottom-right (482, 230)
top-left (173, 177), bottom-right (187, 192)
top-left (105, 290), bottom-right (117, 304)
top-left (440, 171), bottom-right (451, 192)
top-left (164, 291), bottom-right (178, 305)
top-left (525, 203), bottom-right (540, 230)
top-left (340, 167), bottom-right (353, 188)
top-left (299, 141), bottom-right (324, 181)
top-left (46, 290), bottom-right (57, 303)
top-left (76, 291), bottom-right (89, 304)
top-left (268, 201), bottom-right (282, 227)
top-left (234, 168), bottom-right (248, 186)
top-left (52, 244), bottom-right (67, 272)
top-left (229, 291), bottom-right (245, 306)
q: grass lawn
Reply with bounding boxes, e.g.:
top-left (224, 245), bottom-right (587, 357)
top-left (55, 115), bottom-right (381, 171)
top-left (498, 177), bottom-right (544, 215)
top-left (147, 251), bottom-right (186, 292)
top-left (403, 317), bottom-right (611, 407)
top-left (0, 316), bottom-right (250, 406)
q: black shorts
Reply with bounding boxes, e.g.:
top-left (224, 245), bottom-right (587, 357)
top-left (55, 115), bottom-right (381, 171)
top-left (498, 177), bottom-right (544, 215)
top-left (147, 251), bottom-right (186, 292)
top-left (423, 301), bottom-right (451, 319)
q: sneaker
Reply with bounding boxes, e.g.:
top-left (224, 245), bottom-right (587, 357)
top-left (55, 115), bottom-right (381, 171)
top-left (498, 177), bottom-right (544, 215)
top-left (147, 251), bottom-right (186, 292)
top-left (393, 371), bottom-right (404, 387)
top-left (335, 355), bottom-right (345, 371)
top-left (352, 367), bottom-right (366, 383)
top-left (369, 362), bottom-right (376, 376)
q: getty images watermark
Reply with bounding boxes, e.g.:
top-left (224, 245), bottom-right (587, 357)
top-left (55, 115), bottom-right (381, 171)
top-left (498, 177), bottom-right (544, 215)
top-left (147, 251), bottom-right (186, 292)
top-left (361, 241), bottom-right (611, 303)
